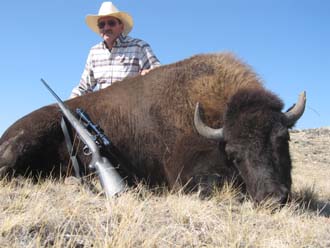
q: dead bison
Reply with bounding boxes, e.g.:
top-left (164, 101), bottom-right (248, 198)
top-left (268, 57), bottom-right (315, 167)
top-left (0, 53), bottom-right (306, 204)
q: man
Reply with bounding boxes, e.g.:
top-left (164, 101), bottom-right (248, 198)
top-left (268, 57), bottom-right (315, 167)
top-left (70, 2), bottom-right (161, 98)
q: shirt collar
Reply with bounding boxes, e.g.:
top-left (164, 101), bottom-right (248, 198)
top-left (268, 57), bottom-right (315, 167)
top-left (116, 34), bottom-right (127, 46)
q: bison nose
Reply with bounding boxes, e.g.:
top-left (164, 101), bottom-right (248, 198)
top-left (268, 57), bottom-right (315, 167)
top-left (274, 189), bottom-right (289, 205)
top-left (255, 186), bottom-right (290, 205)
top-left (276, 185), bottom-right (290, 205)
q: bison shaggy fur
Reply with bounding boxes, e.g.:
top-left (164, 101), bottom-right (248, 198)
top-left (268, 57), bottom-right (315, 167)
top-left (0, 53), bottom-right (306, 204)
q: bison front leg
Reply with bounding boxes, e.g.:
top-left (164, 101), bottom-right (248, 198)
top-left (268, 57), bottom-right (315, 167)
top-left (0, 105), bottom-right (67, 178)
top-left (187, 173), bottom-right (225, 198)
top-left (167, 136), bottom-right (234, 198)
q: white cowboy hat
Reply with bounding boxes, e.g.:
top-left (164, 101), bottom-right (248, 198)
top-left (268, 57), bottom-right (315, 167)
top-left (85, 2), bottom-right (133, 36)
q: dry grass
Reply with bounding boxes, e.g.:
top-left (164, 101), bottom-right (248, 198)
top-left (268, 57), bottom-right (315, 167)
top-left (1, 128), bottom-right (330, 248)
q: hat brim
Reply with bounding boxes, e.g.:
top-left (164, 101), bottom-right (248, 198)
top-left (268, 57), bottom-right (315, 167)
top-left (86, 12), bottom-right (133, 36)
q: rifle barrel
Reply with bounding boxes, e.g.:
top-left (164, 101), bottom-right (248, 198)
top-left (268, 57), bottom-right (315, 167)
top-left (41, 78), bottom-right (65, 104)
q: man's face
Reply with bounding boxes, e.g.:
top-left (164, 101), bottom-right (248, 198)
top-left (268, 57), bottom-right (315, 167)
top-left (97, 16), bottom-right (124, 42)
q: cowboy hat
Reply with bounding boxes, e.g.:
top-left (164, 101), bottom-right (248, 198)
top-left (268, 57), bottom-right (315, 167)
top-left (85, 2), bottom-right (133, 36)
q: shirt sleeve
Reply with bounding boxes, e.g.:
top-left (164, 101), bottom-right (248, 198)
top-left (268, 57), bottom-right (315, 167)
top-left (70, 52), bottom-right (97, 98)
top-left (140, 42), bottom-right (161, 70)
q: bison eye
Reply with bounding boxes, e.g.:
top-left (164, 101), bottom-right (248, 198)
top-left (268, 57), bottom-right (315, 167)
top-left (225, 146), bottom-right (241, 163)
top-left (232, 157), bottom-right (242, 165)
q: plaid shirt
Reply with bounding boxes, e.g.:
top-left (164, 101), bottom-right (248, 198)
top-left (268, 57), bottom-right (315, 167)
top-left (70, 35), bottom-right (160, 98)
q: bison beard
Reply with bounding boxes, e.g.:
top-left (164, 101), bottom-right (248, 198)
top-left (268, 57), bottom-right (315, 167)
top-left (0, 53), bottom-right (305, 204)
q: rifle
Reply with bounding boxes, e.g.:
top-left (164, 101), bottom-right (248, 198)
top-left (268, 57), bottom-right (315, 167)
top-left (41, 78), bottom-right (125, 197)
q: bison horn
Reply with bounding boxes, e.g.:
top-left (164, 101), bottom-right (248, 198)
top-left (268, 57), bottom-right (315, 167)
top-left (194, 102), bottom-right (224, 140)
top-left (284, 91), bottom-right (307, 126)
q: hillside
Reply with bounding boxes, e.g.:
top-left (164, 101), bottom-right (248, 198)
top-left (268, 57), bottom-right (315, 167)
top-left (290, 127), bottom-right (330, 200)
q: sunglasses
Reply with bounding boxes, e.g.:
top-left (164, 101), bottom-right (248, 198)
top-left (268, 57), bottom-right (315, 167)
top-left (97, 20), bottom-right (119, 29)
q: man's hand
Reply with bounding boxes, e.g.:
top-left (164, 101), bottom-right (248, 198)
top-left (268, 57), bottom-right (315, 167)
top-left (140, 68), bottom-right (152, 76)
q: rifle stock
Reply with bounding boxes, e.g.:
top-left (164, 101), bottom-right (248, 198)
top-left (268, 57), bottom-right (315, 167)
top-left (41, 78), bottom-right (125, 197)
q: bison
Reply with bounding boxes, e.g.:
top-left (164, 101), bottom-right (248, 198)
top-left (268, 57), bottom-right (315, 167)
top-left (0, 53), bottom-right (306, 204)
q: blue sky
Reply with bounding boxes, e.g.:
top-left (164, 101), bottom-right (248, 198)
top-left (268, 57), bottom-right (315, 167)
top-left (1, 0), bottom-right (329, 135)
